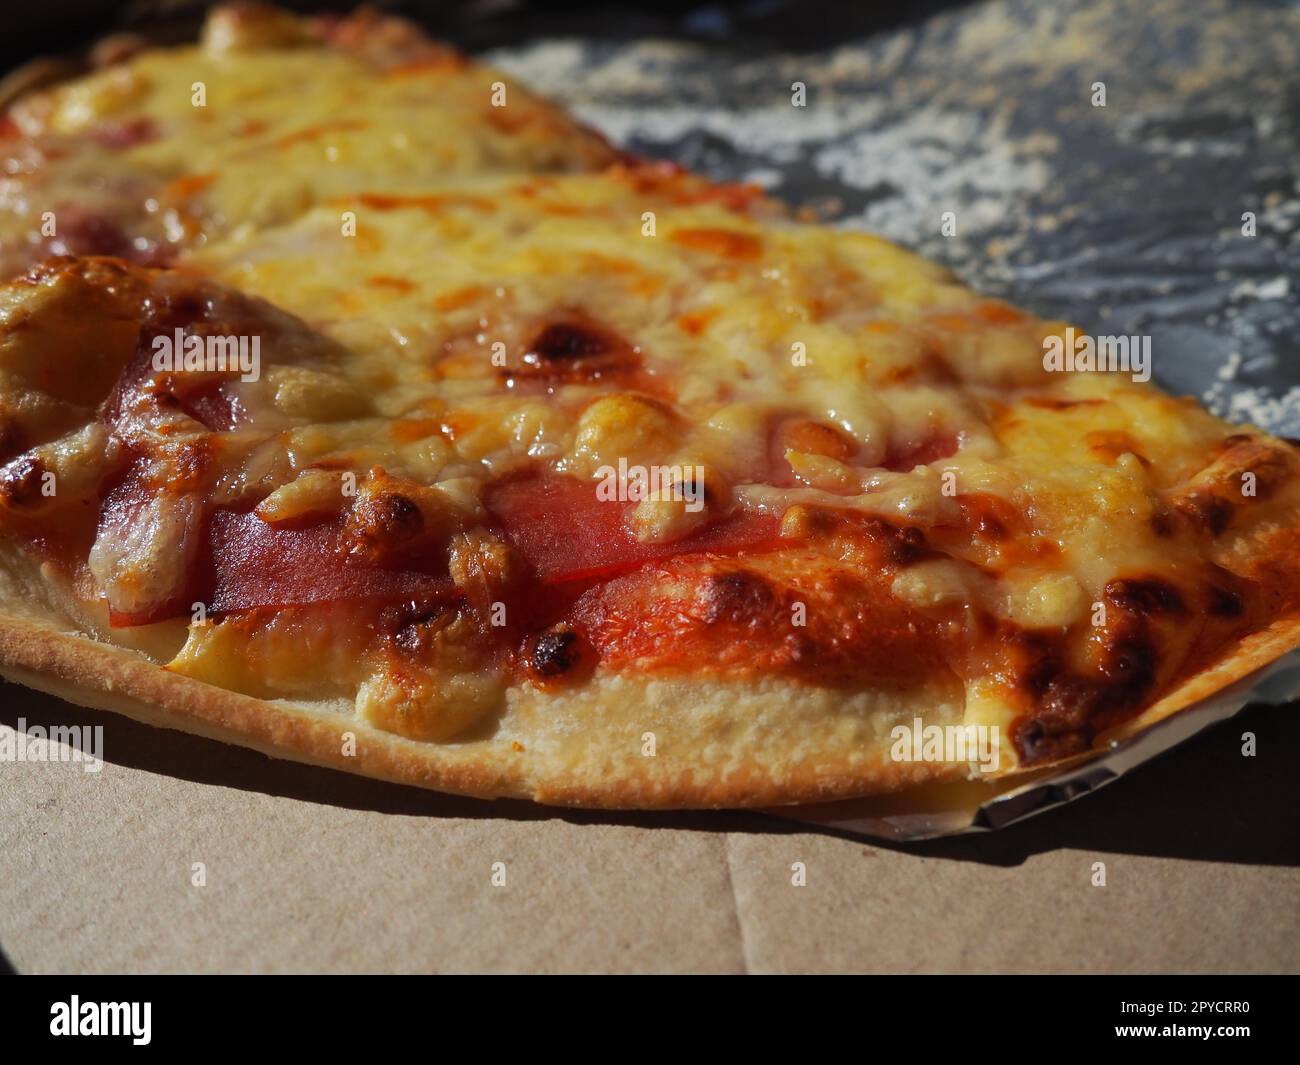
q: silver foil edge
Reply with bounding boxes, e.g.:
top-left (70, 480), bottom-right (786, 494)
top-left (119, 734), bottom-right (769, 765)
top-left (771, 649), bottom-right (1300, 842)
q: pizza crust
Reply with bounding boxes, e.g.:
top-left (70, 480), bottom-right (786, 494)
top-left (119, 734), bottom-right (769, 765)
top-left (1090, 615), bottom-right (1300, 744)
top-left (2, 572), bottom-right (1296, 808)
top-left (0, 573), bottom-right (975, 808)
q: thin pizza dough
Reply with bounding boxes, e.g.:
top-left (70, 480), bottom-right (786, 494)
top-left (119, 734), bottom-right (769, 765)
top-left (0, 5), bottom-right (1297, 808)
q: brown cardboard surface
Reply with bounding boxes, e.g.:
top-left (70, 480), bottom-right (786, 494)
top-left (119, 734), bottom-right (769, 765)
top-left (2, 682), bottom-right (1297, 974)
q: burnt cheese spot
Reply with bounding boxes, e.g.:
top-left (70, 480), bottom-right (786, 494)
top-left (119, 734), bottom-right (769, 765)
top-left (792, 508), bottom-right (934, 568)
top-left (1205, 584), bottom-right (1244, 617)
top-left (503, 317), bottom-right (642, 390)
top-left (531, 626), bottom-right (581, 678)
top-left (1173, 436), bottom-right (1296, 535)
top-left (1023, 397), bottom-right (1105, 411)
top-left (0, 416), bottom-right (23, 464)
top-left (1012, 622), bottom-right (1161, 766)
top-left (1175, 491), bottom-right (1234, 536)
top-left (672, 472), bottom-right (713, 508)
top-left (1104, 577), bottom-right (1186, 615)
top-left (383, 600), bottom-right (450, 657)
top-left (343, 492), bottom-right (424, 561)
top-left (1019, 677), bottom-right (1097, 762)
top-left (782, 629), bottom-right (821, 666)
top-left (1005, 635), bottom-right (1101, 764)
top-left (1097, 631), bottom-right (1159, 689)
top-left (703, 570), bottom-right (777, 626)
top-left (373, 494), bottom-right (423, 532)
top-left (1149, 509), bottom-right (1177, 538)
top-left (0, 454), bottom-right (45, 506)
top-left (879, 523), bottom-right (929, 566)
top-left (529, 322), bottom-right (611, 362)
top-left (957, 493), bottom-right (1025, 544)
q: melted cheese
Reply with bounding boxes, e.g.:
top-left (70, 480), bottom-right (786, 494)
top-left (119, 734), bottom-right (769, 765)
top-left (0, 5), bottom-right (1298, 763)
top-left (0, 7), bottom-right (616, 276)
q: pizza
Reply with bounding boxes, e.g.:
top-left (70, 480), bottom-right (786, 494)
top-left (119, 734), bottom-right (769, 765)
top-left (0, 4), bottom-right (1297, 808)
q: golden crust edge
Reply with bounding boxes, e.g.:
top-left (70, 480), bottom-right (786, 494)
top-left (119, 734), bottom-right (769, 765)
top-left (1, 598), bottom-right (1297, 809)
top-left (1098, 613), bottom-right (1300, 741)
top-left (779, 615), bottom-right (1300, 825)
top-left (979, 612), bottom-right (1300, 787)
top-left (0, 603), bottom-right (975, 809)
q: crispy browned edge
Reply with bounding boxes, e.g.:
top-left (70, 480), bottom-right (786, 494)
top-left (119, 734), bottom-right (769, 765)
top-left (782, 617), bottom-right (1300, 824)
top-left (0, 603), bottom-right (971, 808)
top-left (0, 606), bottom-right (519, 802)
top-left (1098, 615), bottom-right (1300, 741)
top-left (0, 602), bottom-right (1297, 808)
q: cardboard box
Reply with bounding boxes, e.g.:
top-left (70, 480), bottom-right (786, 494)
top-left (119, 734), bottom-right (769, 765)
top-left (3, 684), bottom-right (1296, 973)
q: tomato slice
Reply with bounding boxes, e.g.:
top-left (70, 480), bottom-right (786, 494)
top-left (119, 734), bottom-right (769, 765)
top-left (112, 477), bottom-right (781, 624)
top-left (206, 511), bottom-right (451, 615)
top-left (485, 474), bottom-right (781, 584)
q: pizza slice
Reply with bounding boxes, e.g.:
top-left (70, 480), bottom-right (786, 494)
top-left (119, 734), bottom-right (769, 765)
top-left (0, 5), bottom-right (1297, 809)
top-left (0, 5), bottom-right (619, 278)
